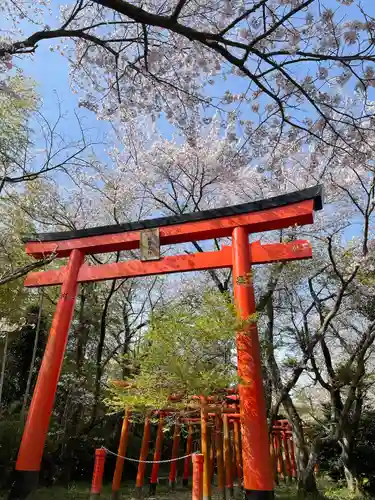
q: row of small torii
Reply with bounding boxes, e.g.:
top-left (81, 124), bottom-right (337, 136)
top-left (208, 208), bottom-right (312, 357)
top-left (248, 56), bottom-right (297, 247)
top-left (89, 391), bottom-right (299, 499)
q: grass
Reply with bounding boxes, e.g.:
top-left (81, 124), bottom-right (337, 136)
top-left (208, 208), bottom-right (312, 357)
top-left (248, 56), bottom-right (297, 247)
top-left (0, 479), bottom-right (373, 499)
top-left (277, 479), bottom-right (375, 500)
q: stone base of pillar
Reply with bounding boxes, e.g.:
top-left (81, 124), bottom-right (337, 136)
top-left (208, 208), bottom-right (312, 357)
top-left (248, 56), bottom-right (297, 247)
top-left (244, 490), bottom-right (275, 499)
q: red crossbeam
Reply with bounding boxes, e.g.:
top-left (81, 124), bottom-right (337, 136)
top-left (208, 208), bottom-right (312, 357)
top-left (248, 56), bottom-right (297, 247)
top-left (25, 200), bottom-right (314, 258)
top-left (24, 240), bottom-right (312, 287)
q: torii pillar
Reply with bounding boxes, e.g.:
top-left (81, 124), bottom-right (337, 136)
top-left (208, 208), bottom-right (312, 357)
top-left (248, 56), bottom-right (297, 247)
top-left (233, 227), bottom-right (273, 498)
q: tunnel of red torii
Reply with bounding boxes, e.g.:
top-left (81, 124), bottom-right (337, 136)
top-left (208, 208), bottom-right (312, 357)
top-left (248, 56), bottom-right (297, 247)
top-left (104, 388), bottom-right (297, 500)
top-left (9, 185), bottom-right (323, 500)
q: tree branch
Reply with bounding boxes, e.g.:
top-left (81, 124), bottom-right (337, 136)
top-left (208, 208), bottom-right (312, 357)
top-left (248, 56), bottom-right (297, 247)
top-left (0, 254), bottom-right (55, 286)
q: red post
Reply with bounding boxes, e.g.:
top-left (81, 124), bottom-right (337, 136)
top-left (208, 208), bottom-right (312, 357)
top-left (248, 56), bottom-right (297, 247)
top-left (289, 434), bottom-right (297, 479)
top-left (9, 249), bottom-right (84, 499)
top-left (223, 414), bottom-right (234, 499)
top-left (232, 227), bottom-right (274, 499)
top-left (233, 419), bottom-right (243, 486)
top-left (169, 422), bottom-right (181, 489)
top-left (90, 449), bottom-right (107, 498)
top-left (215, 414), bottom-right (225, 500)
top-left (231, 424), bottom-right (237, 483)
top-left (192, 454), bottom-right (204, 500)
top-left (282, 431), bottom-right (292, 482)
top-left (183, 424), bottom-right (194, 487)
top-left (150, 413), bottom-right (164, 495)
top-left (112, 409), bottom-right (131, 500)
top-left (136, 414), bottom-right (151, 497)
top-left (276, 432), bottom-right (285, 482)
top-left (201, 398), bottom-right (211, 500)
top-left (209, 424), bottom-right (215, 483)
top-left (271, 433), bottom-right (279, 484)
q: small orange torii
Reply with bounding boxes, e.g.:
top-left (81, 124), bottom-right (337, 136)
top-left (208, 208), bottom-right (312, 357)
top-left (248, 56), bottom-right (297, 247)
top-left (91, 390), bottom-right (297, 499)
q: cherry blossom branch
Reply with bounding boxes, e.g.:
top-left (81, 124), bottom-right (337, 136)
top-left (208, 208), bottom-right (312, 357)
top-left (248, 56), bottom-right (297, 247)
top-left (248, 0), bottom-right (314, 50)
top-left (0, 27), bottom-right (139, 57)
top-left (2, 0), bottom-right (375, 152)
top-left (264, 48), bottom-right (375, 63)
top-left (219, 0), bottom-right (268, 36)
top-left (171, 0), bottom-right (189, 21)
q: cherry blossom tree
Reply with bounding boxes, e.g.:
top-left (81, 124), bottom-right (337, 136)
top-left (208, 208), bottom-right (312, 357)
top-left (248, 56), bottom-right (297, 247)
top-left (245, 120), bottom-right (375, 495)
top-left (1, 0), bottom-right (375, 154)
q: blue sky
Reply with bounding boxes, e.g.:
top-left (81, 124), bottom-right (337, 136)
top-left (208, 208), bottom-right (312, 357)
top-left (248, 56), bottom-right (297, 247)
top-left (18, 46), bottom-right (113, 161)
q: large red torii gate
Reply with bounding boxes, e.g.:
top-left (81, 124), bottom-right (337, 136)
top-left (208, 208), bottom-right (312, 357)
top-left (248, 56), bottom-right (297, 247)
top-left (9, 185), bottom-right (323, 500)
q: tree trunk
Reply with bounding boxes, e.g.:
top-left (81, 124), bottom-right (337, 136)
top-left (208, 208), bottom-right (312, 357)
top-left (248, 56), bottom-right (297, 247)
top-left (58, 287), bottom-right (90, 485)
top-left (298, 471), bottom-right (320, 499)
top-left (76, 287), bottom-right (89, 375)
top-left (339, 435), bottom-right (359, 494)
top-left (296, 444), bottom-right (321, 499)
top-left (0, 332), bottom-right (9, 409)
top-left (20, 291), bottom-right (44, 421)
top-left (58, 409), bottom-right (82, 485)
top-left (122, 303), bottom-right (132, 378)
top-left (343, 465), bottom-right (357, 494)
top-left (264, 295), bottom-right (320, 497)
top-left (282, 398), bottom-right (320, 498)
top-left (92, 279), bottom-right (117, 423)
top-left (262, 362), bottom-right (272, 418)
top-left (339, 391), bottom-right (363, 493)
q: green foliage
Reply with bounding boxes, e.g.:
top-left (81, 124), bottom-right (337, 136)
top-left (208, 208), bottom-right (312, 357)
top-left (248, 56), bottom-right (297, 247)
top-left (106, 290), bottom-right (240, 412)
top-left (324, 487), bottom-right (366, 499)
top-left (318, 407), bottom-right (375, 495)
top-left (2, 304), bottom-right (48, 408)
top-left (0, 75), bottom-right (37, 175)
top-left (0, 75), bottom-right (36, 120)
top-left (0, 484), bottom-right (112, 500)
top-left (0, 416), bottom-right (22, 485)
top-left (335, 364), bottom-right (356, 387)
top-left (283, 356), bottom-right (299, 368)
top-left (0, 77), bottom-right (40, 319)
top-left (277, 479), bottom-right (375, 499)
top-left (0, 204), bottom-right (37, 320)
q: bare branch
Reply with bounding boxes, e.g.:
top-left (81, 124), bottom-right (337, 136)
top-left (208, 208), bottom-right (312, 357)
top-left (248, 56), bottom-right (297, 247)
top-left (0, 254), bottom-right (55, 286)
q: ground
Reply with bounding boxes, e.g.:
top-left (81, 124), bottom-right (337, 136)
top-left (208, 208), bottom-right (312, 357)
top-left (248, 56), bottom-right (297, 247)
top-left (0, 481), bottom-right (372, 500)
